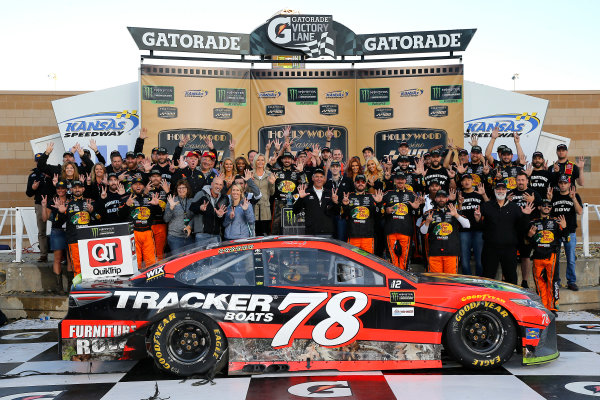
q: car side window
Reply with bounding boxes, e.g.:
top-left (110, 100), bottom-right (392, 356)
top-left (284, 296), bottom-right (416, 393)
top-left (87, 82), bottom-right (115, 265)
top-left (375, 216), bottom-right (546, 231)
top-left (264, 248), bottom-right (334, 286)
top-left (263, 248), bottom-right (384, 287)
top-left (175, 250), bottom-right (254, 286)
top-left (332, 255), bottom-right (385, 286)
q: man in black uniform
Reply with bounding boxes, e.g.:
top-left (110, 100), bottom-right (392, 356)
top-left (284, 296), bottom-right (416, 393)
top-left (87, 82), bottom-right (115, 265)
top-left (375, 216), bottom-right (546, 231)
top-left (392, 155), bottom-right (423, 193)
top-left (152, 147), bottom-right (175, 183)
top-left (293, 168), bottom-right (338, 237)
top-left (342, 174), bottom-right (383, 253)
top-left (529, 151), bottom-right (553, 199)
top-left (458, 174), bottom-right (487, 275)
top-left (549, 144), bottom-right (585, 192)
top-left (527, 199), bottom-right (568, 312)
top-left (147, 170), bottom-right (169, 261)
top-left (271, 151), bottom-right (305, 235)
top-left (550, 174), bottom-right (583, 291)
top-left (392, 141), bottom-right (417, 171)
top-left (476, 181), bottom-right (533, 284)
top-left (99, 173), bottom-right (126, 224)
top-left (423, 150), bottom-right (453, 192)
top-left (325, 161), bottom-right (354, 241)
top-left (27, 153), bottom-right (52, 262)
top-left (493, 147), bottom-right (524, 191)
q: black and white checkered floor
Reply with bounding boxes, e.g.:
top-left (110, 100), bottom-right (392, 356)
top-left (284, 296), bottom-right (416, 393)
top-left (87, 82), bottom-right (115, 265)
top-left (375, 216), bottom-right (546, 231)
top-left (0, 311), bottom-right (598, 400)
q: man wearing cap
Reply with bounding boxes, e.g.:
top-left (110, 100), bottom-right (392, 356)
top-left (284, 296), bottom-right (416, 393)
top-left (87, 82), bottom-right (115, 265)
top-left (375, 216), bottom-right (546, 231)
top-left (475, 181), bottom-right (534, 284)
top-left (485, 128), bottom-right (526, 167)
top-left (392, 141), bottom-right (417, 171)
top-left (527, 199), bottom-right (568, 311)
top-left (170, 151), bottom-right (207, 195)
top-left (100, 173), bottom-right (126, 224)
top-left (550, 174), bottom-right (583, 291)
top-left (119, 151), bottom-right (145, 192)
top-left (342, 174), bottom-right (383, 254)
top-left (529, 151), bottom-right (553, 199)
top-left (391, 155), bottom-right (423, 193)
top-left (271, 151), bottom-right (305, 235)
top-left (549, 144), bottom-right (585, 192)
top-left (325, 161), bottom-right (353, 241)
top-left (27, 153), bottom-right (52, 262)
top-left (457, 173), bottom-right (488, 275)
top-left (423, 149), bottom-right (453, 193)
top-left (119, 177), bottom-right (162, 268)
top-left (421, 190), bottom-right (470, 274)
top-left (147, 170), bottom-right (169, 260)
top-left (454, 145), bottom-right (489, 190)
top-left (362, 147), bottom-right (374, 165)
top-left (57, 180), bottom-right (101, 278)
top-left (37, 142), bottom-right (93, 177)
top-left (199, 151), bottom-right (218, 185)
top-left (151, 147), bottom-right (175, 183)
top-left (293, 168), bottom-right (338, 237)
top-left (382, 172), bottom-right (423, 269)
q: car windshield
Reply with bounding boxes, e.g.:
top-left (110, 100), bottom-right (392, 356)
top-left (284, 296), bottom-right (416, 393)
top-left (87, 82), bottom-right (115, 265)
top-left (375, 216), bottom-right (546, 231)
top-left (175, 250), bottom-right (254, 286)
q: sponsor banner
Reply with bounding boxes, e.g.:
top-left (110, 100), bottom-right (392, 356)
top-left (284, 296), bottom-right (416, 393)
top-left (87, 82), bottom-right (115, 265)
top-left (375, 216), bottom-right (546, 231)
top-left (52, 82), bottom-right (139, 164)
top-left (266, 104), bottom-right (285, 117)
top-left (358, 29), bottom-right (476, 55)
top-left (141, 66), bottom-right (250, 156)
top-left (77, 223), bottom-right (137, 280)
top-left (357, 67), bottom-right (463, 161)
top-left (288, 87), bottom-right (318, 105)
top-left (431, 85), bottom-right (462, 103)
top-left (265, 15), bottom-right (336, 58)
top-left (464, 81), bottom-right (549, 158)
top-left (392, 307), bottom-right (415, 317)
top-left (390, 291), bottom-right (416, 305)
top-left (258, 124), bottom-right (347, 159)
top-left (320, 104), bottom-right (339, 116)
top-left (61, 320), bottom-right (146, 339)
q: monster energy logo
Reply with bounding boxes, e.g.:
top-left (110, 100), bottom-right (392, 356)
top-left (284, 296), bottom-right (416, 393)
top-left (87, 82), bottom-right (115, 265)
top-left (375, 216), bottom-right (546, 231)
top-left (431, 85), bottom-right (462, 103)
top-left (285, 209), bottom-right (295, 225)
top-left (142, 85), bottom-right (174, 104)
top-left (287, 88), bottom-right (318, 105)
top-left (359, 88), bottom-right (390, 105)
top-left (91, 227), bottom-right (100, 237)
top-left (215, 88), bottom-right (246, 106)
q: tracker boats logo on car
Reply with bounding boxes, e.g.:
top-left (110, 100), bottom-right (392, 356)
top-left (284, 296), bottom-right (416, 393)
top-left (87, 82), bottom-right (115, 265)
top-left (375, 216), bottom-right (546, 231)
top-left (267, 14), bottom-right (336, 58)
top-left (464, 113), bottom-right (540, 138)
top-left (59, 111), bottom-right (139, 138)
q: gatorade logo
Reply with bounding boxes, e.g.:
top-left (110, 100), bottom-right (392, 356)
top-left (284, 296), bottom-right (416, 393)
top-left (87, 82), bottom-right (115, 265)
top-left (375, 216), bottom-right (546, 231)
top-left (88, 239), bottom-right (123, 267)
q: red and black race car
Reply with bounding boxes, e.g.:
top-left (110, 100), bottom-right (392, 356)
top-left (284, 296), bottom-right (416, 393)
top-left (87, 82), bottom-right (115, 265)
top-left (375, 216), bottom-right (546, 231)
top-left (60, 236), bottom-right (558, 376)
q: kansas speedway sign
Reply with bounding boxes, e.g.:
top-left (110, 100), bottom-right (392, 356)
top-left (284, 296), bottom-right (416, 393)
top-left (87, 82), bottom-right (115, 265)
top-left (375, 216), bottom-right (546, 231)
top-left (128, 14), bottom-right (475, 59)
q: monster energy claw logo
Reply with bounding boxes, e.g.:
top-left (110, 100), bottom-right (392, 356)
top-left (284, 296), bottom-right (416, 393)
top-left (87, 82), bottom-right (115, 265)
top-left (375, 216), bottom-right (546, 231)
top-left (289, 88), bottom-right (298, 101)
top-left (216, 88), bottom-right (226, 102)
top-left (91, 227), bottom-right (100, 237)
top-left (285, 209), bottom-right (295, 225)
top-left (360, 89), bottom-right (368, 102)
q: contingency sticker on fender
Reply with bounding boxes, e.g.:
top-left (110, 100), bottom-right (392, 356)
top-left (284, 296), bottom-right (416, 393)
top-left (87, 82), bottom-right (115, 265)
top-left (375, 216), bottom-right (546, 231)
top-left (390, 291), bottom-right (415, 305)
top-left (392, 307), bottom-right (414, 317)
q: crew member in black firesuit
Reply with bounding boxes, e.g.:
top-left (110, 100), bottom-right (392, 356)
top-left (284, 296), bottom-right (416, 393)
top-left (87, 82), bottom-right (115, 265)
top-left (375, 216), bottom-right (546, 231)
top-left (382, 172), bottom-right (423, 269)
top-left (527, 199), bottom-right (568, 312)
top-left (342, 174), bottom-right (383, 254)
top-left (99, 173), bottom-right (126, 224)
top-left (119, 177), bottom-right (162, 269)
top-left (293, 168), bottom-right (338, 237)
top-left (147, 169), bottom-right (169, 260)
top-left (271, 151), bottom-right (306, 234)
top-left (420, 190), bottom-right (470, 274)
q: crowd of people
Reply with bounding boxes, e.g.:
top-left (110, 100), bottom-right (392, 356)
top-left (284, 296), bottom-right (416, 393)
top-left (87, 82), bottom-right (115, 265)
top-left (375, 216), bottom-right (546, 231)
top-left (26, 126), bottom-right (585, 312)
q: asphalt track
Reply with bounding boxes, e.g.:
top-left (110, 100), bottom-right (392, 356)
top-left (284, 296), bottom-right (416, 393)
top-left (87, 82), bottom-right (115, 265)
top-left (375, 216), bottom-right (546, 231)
top-left (0, 311), bottom-right (598, 399)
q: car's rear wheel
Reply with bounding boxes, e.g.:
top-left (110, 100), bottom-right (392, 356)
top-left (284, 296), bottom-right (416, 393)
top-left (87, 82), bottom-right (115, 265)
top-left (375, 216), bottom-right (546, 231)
top-left (150, 311), bottom-right (227, 376)
top-left (445, 302), bottom-right (517, 369)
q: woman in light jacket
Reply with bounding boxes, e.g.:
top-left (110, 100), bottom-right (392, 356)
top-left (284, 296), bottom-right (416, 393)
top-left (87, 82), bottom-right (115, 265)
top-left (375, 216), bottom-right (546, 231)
top-left (251, 153), bottom-right (275, 236)
top-left (164, 179), bottom-right (194, 254)
top-left (223, 184), bottom-right (255, 240)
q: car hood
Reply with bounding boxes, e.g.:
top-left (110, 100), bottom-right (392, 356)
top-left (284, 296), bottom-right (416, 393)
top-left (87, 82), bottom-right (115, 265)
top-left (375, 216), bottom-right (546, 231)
top-left (418, 273), bottom-right (532, 297)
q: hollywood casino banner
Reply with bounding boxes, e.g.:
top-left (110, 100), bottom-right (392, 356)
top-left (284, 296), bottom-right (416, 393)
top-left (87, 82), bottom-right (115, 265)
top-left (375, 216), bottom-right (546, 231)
top-left (356, 65), bottom-right (465, 162)
top-left (140, 65), bottom-right (251, 159)
top-left (251, 69), bottom-right (355, 157)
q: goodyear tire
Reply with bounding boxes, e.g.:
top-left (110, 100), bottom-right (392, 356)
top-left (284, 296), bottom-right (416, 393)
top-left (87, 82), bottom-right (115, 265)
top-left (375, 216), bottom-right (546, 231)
top-left (150, 311), bottom-right (227, 377)
top-left (445, 301), bottom-right (517, 369)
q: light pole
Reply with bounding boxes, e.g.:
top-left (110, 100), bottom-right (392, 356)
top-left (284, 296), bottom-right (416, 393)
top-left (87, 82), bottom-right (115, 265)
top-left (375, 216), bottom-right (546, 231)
top-left (48, 73), bottom-right (57, 90)
top-left (512, 73), bottom-right (519, 91)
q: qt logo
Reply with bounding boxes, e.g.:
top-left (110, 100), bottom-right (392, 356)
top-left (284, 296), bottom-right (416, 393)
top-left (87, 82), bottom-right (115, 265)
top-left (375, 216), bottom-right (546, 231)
top-left (88, 239), bottom-right (122, 267)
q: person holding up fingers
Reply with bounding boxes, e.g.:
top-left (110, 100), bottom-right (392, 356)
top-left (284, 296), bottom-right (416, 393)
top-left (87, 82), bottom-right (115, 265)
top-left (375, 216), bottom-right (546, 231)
top-left (527, 199), bottom-right (568, 312)
top-left (342, 174), bottom-right (383, 254)
top-left (223, 185), bottom-right (255, 240)
top-left (420, 190), bottom-right (470, 274)
top-left (164, 180), bottom-right (195, 254)
top-left (41, 181), bottom-right (69, 293)
top-left (292, 168), bottom-right (338, 237)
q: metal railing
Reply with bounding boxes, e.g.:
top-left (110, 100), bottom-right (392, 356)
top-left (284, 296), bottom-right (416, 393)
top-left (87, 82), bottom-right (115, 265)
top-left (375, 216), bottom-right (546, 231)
top-left (582, 203), bottom-right (600, 257)
top-left (0, 207), bottom-right (37, 263)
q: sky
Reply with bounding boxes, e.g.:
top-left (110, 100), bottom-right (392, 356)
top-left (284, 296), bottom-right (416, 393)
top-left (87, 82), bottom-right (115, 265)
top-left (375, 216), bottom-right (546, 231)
top-left (0, 0), bottom-right (598, 92)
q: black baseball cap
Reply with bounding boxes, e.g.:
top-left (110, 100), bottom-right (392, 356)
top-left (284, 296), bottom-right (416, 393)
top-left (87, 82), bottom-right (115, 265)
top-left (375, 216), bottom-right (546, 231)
top-left (362, 146), bottom-right (374, 153)
top-left (234, 175), bottom-right (244, 181)
top-left (497, 145), bottom-right (508, 152)
top-left (394, 172), bottom-right (407, 180)
top-left (281, 151), bottom-right (294, 159)
top-left (398, 155), bottom-right (410, 162)
top-left (157, 147), bottom-right (168, 154)
top-left (460, 173), bottom-right (474, 181)
top-left (471, 146), bottom-right (482, 153)
top-left (313, 167), bottom-right (325, 176)
top-left (435, 190), bottom-right (448, 197)
top-left (132, 176), bottom-right (144, 184)
top-left (56, 180), bottom-right (67, 188)
top-left (532, 151), bottom-right (544, 159)
top-left (423, 152), bottom-right (431, 158)
top-left (430, 149), bottom-right (441, 157)
top-left (458, 149), bottom-right (469, 156)
top-left (428, 179), bottom-right (441, 186)
top-left (34, 153), bottom-right (43, 161)
top-left (541, 198), bottom-right (552, 206)
top-left (297, 151), bottom-right (307, 158)
top-left (500, 147), bottom-right (513, 154)
top-left (495, 181), bottom-right (507, 188)
top-left (110, 150), bottom-right (121, 157)
top-left (107, 172), bottom-right (118, 179)
top-left (354, 174), bottom-right (366, 182)
top-left (63, 151), bottom-right (74, 157)
top-left (399, 141), bottom-right (409, 148)
top-left (558, 174), bottom-right (571, 183)
top-left (72, 180), bottom-right (84, 187)
top-left (152, 147), bottom-right (160, 153)
top-left (150, 169), bottom-right (162, 176)
top-left (136, 152), bottom-right (145, 158)
top-left (125, 151), bottom-right (136, 158)
top-left (557, 144), bottom-right (568, 151)
top-left (330, 161), bottom-right (341, 167)
top-left (83, 149), bottom-right (91, 155)
top-left (303, 146), bottom-right (312, 152)
top-left (321, 147), bottom-right (331, 153)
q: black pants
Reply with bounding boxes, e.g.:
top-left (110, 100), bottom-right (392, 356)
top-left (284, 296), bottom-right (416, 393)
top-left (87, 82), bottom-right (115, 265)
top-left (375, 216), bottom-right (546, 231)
top-left (255, 220), bottom-right (271, 237)
top-left (482, 244), bottom-right (518, 284)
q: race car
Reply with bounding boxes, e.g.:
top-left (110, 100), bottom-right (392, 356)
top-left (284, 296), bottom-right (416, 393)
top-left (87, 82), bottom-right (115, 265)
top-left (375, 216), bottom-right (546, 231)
top-left (59, 236), bottom-right (558, 376)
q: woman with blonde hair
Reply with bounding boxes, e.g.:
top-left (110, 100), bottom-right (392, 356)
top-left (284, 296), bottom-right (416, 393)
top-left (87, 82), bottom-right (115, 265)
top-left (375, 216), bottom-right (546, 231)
top-left (364, 157), bottom-right (385, 193)
top-left (87, 162), bottom-right (107, 200)
top-left (223, 184), bottom-right (255, 240)
top-left (252, 153), bottom-right (275, 236)
top-left (219, 157), bottom-right (236, 194)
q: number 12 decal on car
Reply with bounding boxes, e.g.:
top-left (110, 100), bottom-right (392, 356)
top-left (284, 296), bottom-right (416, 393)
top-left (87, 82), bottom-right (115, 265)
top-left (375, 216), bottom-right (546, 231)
top-left (271, 292), bottom-right (370, 348)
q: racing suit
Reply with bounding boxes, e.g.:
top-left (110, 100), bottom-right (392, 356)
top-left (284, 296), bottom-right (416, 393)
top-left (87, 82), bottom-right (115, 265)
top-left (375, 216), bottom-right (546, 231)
top-left (149, 186), bottom-right (168, 260)
top-left (527, 217), bottom-right (567, 311)
top-left (421, 207), bottom-right (468, 274)
top-left (343, 192), bottom-right (380, 254)
top-left (119, 194), bottom-right (161, 268)
top-left (59, 197), bottom-right (101, 275)
top-left (382, 189), bottom-right (416, 270)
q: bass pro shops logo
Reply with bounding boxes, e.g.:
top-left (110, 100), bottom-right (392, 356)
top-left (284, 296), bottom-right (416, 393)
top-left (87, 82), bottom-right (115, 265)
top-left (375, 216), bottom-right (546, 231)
top-left (60, 111), bottom-right (139, 138)
top-left (267, 14), bottom-right (336, 58)
top-left (88, 239), bottom-right (122, 267)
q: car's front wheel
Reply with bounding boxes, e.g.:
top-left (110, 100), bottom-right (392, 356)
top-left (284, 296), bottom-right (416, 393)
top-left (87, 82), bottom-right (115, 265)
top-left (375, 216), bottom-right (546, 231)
top-left (150, 311), bottom-right (227, 376)
top-left (445, 301), bottom-right (517, 369)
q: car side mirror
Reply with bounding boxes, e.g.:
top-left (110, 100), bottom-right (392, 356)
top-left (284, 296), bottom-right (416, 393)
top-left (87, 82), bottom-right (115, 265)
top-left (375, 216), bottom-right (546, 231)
top-left (337, 263), bottom-right (363, 283)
